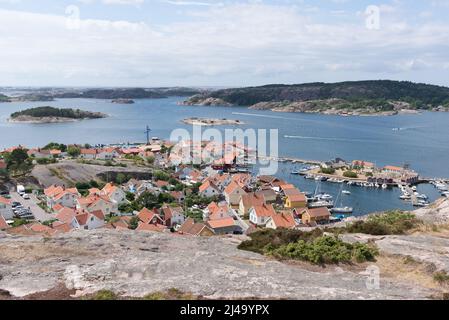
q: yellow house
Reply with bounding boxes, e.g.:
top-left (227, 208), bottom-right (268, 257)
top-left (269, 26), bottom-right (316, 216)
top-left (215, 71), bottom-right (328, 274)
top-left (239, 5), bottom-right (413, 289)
top-left (285, 192), bottom-right (307, 209)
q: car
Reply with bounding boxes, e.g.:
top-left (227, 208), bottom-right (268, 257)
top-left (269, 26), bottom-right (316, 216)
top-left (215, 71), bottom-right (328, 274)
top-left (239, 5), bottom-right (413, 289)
top-left (22, 194), bottom-right (30, 200)
top-left (12, 202), bottom-right (21, 207)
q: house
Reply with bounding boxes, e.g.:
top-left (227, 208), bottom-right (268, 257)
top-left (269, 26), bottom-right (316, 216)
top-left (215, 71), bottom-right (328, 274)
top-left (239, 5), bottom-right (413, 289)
top-left (136, 222), bottom-right (166, 233)
top-left (101, 183), bottom-right (127, 205)
top-left (300, 207), bottom-right (330, 225)
top-left (155, 180), bottom-right (169, 189)
top-left (249, 204), bottom-right (276, 227)
top-left (0, 215), bottom-right (10, 230)
top-left (170, 191), bottom-right (185, 204)
top-left (205, 202), bottom-right (233, 221)
top-left (55, 207), bottom-right (104, 230)
top-left (224, 181), bottom-right (247, 207)
top-left (138, 207), bottom-right (165, 225)
top-left (285, 192), bottom-right (307, 209)
top-left (96, 147), bottom-right (120, 160)
top-left (257, 176), bottom-right (286, 188)
top-left (44, 185), bottom-right (80, 210)
top-left (198, 180), bottom-right (220, 198)
top-left (352, 160), bottom-right (375, 169)
top-left (383, 165), bottom-right (404, 173)
top-left (239, 192), bottom-right (265, 216)
top-left (161, 206), bottom-right (185, 227)
top-left (74, 210), bottom-right (105, 230)
top-left (206, 217), bottom-right (237, 235)
top-left (0, 196), bottom-right (13, 220)
top-left (77, 194), bottom-right (115, 216)
top-left (255, 188), bottom-right (277, 203)
top-left (266, 212), bottom-right (297, 229)
top-left (178, 218), bottom-right (215, 236)
top-left (80, 148), bottom-right (97, 159)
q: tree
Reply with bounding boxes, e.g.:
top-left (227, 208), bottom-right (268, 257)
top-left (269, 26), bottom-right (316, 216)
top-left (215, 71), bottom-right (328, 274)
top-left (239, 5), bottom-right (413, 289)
top-left (115, 173), bottom-right (127, 185)
top-left (129, 216), bottom-right (139, 230)
top-left (67, 146), bottom-right (81, 158)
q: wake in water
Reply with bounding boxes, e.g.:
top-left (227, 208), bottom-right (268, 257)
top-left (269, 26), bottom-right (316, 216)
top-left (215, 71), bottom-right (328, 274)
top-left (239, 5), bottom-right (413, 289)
top-left (284, 135), bottom-right (378, 143)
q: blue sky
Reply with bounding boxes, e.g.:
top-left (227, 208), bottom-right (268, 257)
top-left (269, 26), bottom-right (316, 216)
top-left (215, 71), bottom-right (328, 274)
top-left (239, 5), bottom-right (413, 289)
top-left (0, 0), bottom-right (449, 87)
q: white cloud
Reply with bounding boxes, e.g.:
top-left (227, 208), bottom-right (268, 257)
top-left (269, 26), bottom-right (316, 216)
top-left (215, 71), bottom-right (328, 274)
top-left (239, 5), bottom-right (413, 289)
top-left (0, 3), bottom-right (449, 86)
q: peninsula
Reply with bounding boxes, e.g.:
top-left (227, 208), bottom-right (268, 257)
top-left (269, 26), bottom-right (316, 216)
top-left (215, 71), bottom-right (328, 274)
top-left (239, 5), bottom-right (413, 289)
top-left (181, 117), bottom-right (244, 126)
top-left (8, 106), bottom-right (107, 123)
top-left (183, 80), bottom-right (449, 116)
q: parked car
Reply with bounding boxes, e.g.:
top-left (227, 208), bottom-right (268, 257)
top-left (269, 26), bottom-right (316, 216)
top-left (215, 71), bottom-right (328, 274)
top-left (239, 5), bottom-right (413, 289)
top-left (22, 193), bottom-right (30, 200)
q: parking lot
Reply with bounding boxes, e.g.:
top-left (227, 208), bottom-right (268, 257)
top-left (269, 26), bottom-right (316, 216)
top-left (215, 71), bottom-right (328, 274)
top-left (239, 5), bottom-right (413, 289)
top-left (10, 192), bottom-right (55, 222)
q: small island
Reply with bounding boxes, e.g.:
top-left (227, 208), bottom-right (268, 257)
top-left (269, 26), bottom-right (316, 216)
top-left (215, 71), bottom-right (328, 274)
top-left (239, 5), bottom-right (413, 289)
top-left (181, 117), bottom-right (244, 126)
top-left (9, 106), bottom-right (107, 123)
top-left (111, 98), bottom-right (135, 104)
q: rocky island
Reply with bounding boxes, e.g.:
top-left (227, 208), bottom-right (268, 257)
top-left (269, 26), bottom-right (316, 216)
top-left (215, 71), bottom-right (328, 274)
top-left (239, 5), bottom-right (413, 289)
top-left (8, 106), bottom-right (107, 123)
top-left (183, 80), bottom-right (449, 116)
top-left (181, 117), bottom-right (244, 126)
top-left (111, 98), bottom-right (135, 104)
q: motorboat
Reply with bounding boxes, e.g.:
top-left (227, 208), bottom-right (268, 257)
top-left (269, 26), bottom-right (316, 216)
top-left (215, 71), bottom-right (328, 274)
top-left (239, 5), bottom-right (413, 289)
top-left (382, 184), bottom-right (388, 189)
top-left (342, 190), bottom-right (351, 195)
top-left (400, 194), bottom-right (411, 200)
top-left (308, 200), bottom-right (334, 209)
top-left (315, 193), bottom-right (333, 201)
top-left (331, 207), bottom-right (354, 214)
top-left (291, 170), bottom-right (300, 175)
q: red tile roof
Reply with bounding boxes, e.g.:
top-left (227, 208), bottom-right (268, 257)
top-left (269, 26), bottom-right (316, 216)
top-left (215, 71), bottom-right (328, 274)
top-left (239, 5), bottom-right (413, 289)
top-left (207, 217), bottom-right (235, 229)
top-left (0, 215), bottom-right (9, 230)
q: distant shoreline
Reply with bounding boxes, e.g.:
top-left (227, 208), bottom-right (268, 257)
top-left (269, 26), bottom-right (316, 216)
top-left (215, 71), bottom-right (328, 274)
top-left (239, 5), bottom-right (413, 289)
top-left (8, 115), bottom-right (106, 124)
top-left (181, 117), bottom-right (245, 126)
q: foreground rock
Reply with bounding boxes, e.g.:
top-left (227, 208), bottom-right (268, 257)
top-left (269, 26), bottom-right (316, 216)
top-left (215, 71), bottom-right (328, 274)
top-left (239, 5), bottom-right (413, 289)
top-left (0, 229), bottom-right (436, 300)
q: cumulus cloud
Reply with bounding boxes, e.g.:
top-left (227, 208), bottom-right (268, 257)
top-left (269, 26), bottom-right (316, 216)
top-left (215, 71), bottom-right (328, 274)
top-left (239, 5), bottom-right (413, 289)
top-left (0, 2), bottom-right (448, 86)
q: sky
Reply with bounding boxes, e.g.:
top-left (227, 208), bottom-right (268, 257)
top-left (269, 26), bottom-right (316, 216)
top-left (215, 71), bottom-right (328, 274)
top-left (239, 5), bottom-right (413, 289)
top-left (0, 0), bottom-right (449, 87)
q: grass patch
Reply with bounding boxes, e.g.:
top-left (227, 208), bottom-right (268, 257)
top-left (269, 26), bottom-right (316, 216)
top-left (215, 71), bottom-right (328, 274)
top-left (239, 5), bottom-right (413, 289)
top-left (238, 229), bottom-right (378, 265)
top-left (143, 288), bottom-right (196, 300)
top-left (329, 210), bottom-right (420, 236)
top-left (433, 271), bottom-right (449, 285)
top-left (90, 290), bottom-right (118, 300)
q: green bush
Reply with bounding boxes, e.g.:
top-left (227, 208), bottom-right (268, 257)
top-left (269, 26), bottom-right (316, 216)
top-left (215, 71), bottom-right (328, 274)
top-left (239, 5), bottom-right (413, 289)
top-left (434, 271), bottom-right (449, 284)
top-left (343, 171), bottom-right (358, 178)
top-left (320, 167), bottom-right (336, 175)
top-left (90, 290), bottom-right (118, 300)
top-left (266, 235), bottom-right (378, 265)
top-left (343, 211), bottom-right (420, 235)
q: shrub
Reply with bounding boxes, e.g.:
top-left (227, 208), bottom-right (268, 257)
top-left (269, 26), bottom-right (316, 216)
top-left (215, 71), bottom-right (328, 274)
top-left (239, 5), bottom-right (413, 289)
top-left (266, 235), bottom-right (378, 265)
top-left (434, 271), bottom-right (449, 284)
top-left (320, 167), bottom-right (336, 175)
top-left (90, 290), bottom-right (118, 300)
top-left (343, 171), bottom-right (358, 178)
top-left (344, 211), bottom-right (419, 235)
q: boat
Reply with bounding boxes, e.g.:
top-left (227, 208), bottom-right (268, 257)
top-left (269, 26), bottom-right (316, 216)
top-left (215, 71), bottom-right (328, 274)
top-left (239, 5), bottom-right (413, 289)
top-left (315, 193), bottom-right (333, 201)
top-left (305, 174), bottom-right (315, 180)
top-left (342, 190), bottom-right (351, 195)
top-left (331, 207), bottom-right (354, 214)
top-left (400, 194), bottom-right (411, 200)
top-left (416, 194), bottom-right (428, 200)
top-left (291, 170), bottom-right (300, 175)
top-left (382, 184), bottom-right (388, 189)
top-left (308, 200), bottom-right (334, 209)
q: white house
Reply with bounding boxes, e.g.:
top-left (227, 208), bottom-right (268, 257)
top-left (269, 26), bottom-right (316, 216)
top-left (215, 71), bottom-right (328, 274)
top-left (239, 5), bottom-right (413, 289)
top-left (44, 185), bottom-right (80, 210)
top-left (198, 180), bottom-right (220, 198)
top-left (224, 182), bottom-right (247, 207)
top-left (101, 183), bottom-right (127, 205)
top-left (77, 194), bottom-right (116, 216)
top-left (0, 196), bottom-right (13, 220)
top-left (162, 206), bottom-right (186, 227)
top-left (80, 149), bottom-right (97, 160)
top-left (249, 204), bottom-right (276, 227)
top-left (56, 208), bottom-right (105, 230)
top-left (96, 148), bottom-right (121, 160)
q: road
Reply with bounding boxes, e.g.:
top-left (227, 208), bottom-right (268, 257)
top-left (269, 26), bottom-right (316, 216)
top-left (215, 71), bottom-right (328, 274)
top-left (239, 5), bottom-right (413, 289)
top-left (10, 192), bottom-right (55, 222)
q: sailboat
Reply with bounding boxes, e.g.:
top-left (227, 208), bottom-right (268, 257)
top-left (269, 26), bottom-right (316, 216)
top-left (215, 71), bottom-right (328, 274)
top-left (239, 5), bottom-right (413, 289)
top-left (331, 185), bottom-right (354, 215)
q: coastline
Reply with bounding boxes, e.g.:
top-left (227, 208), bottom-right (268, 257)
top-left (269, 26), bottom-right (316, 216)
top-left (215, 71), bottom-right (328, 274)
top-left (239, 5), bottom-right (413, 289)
top-left (8, 115), bottom-right (108, 124)
top-left (181, 117), bottom-right (245, 126)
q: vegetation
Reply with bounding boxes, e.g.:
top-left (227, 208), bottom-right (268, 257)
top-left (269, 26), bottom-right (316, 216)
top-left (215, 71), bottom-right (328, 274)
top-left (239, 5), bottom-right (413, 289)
top-left (42, 142), bottom-right (67, 152)
top-left (266, 235), bottom-right (378, 264)
top-left (185, 209), bottom-right (204, 222)
top-left (320, 167), bottom-right (336, 175)
top-left (129, 216), bottom-right (139, 230)
top-left (433, 271), bottom-right (449, 285)
top-left (67, 146), bottom-right (81, 158)
top-left (143, 288), bottom-right (196, 300)
top-left (2, 149), bottom-right (33, 175)
top-left (239, 229), bottom-right (377, 265)
top-left (12, 218), bottom-right (30, 227)
top-left (11, 106), bottom-right (106, 119)
top-left (36, 157), bottom-right (57, 165)
top-left (329, 211), bottom-right (420, 236)
top-left (343, 171), bottom-right (358, 178)
top-left (89, 290), bottom-right (118, 300)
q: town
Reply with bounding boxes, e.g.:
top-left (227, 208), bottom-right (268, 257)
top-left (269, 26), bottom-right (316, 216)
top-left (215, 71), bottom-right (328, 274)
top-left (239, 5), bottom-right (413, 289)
top-left (1, 138), bottom-right (447, 237)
